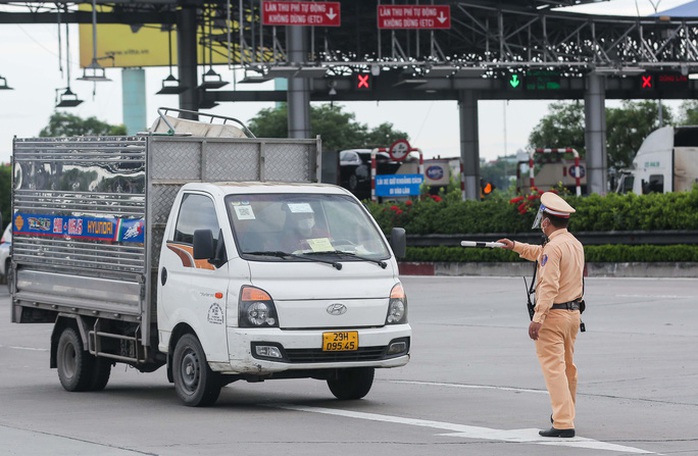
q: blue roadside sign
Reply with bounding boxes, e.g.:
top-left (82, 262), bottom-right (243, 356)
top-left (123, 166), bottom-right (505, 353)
top-left (375, 174), bottom-right (424, 197)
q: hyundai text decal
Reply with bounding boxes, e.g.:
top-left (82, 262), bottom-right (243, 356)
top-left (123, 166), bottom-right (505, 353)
top-left (13, 213), bottom-right (144, 243)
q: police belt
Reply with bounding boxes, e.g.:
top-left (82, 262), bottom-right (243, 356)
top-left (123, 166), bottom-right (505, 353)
top-left (551, 300), bottom-right (581, 311)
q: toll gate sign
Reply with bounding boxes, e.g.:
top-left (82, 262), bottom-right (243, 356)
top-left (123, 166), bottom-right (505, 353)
top-left (377, 5), bottom-right (451, 30)
top-left (262, 1), bottom-right (341, 27)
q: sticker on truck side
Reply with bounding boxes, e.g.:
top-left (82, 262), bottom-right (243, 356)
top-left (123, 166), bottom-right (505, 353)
top-left (13, 213), bottom-right (145, 243)
top-left (208, 303), bottom-right (224, 325)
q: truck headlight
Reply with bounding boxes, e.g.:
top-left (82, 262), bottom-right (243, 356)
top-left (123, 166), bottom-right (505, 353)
top-left (239, 286), bottom-right (278, 327)
top-left (386, 283), bottom-right (408, 325)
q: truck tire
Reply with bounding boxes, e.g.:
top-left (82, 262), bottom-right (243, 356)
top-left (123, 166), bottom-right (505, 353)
top-left (57, 327), bottom-right (94, 392)
top-left (327, 367), bottom-right (375, 400)
top-left (89, 358), bottom-right (112, 391)
top-left (172, 334), bottom-right (221, 407)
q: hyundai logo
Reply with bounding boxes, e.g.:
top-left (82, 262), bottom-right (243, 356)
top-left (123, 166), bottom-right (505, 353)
top-left (327, 304), bottom-right (347, 315)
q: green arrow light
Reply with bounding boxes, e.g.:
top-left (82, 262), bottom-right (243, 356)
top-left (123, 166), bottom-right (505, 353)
top-left (509, 74), bottom-right (521, 88)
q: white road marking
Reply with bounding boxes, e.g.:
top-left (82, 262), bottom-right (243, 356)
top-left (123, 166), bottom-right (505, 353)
top-left (616, 294), bottom-right (692, 299)
top-left (388, 379), bottom-right (548, 395)
top-left (1, 345), bottom-right (48, 351)
top-left (276, 404), bottom-right (655, 454)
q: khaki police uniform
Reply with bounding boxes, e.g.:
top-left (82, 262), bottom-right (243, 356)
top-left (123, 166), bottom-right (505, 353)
top-left (512, 193), bottom-right (584, 431)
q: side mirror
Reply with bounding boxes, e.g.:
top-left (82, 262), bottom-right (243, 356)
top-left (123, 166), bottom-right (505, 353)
top-left (193, 229), bottom-right (215, 260)
top-left (390, 227), bottom-right (406, 259)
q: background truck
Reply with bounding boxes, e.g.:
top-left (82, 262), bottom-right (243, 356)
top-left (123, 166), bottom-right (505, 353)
top-left (615, 125), bottom-right (698, 194)
top-left (10, 109), bottom-right (411, 406)
top-left (516, 148), bottom-right (587, 195)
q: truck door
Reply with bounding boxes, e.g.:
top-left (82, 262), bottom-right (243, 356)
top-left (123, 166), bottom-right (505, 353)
top-left (159, 192), bottom-right (229, 363)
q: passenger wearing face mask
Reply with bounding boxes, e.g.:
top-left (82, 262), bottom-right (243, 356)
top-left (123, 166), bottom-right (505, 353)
top-left (281, 209), bottom-right (329, 252)
top-left (497, 192), bottom-right (585, 439)
top-left (294, 212), bottom-right (316, 237)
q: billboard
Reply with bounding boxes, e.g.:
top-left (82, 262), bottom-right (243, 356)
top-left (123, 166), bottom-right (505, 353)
top-left (77, 5), bottom-right (268, 68)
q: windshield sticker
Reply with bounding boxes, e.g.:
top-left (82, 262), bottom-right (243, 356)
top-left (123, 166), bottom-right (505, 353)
top-left (307, 237), bottom-right (333, 252)
top-left (233, 205), bottom-right (255, 220)
top-left (287, 202), bottom-right (314, 213)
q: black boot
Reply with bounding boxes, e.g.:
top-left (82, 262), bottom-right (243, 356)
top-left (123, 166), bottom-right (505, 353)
top-left (539, 427), bottom-right (575, 438)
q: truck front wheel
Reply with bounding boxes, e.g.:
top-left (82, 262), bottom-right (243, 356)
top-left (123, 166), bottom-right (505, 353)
top-left (56, 327), bottom-right (93, 392)
top-left (172, 334), bottom-right (221, 407)
top-left (327, 367), bottom-right (375, 400)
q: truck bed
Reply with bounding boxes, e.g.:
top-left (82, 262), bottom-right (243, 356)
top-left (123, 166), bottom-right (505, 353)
top-left (11, 134), bottom-right (321, 345)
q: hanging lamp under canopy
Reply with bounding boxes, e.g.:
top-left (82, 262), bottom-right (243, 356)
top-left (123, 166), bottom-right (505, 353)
top-left (56, 88), bottom-right (83, 107)
top-left (77, 0), bottom-right (112, 82)
top-left (56, 8), bottom-right (83, 108)
top-left (197, 10), bottom-right (228, 90)
top-left (157, 26), bottom-right (187, 94)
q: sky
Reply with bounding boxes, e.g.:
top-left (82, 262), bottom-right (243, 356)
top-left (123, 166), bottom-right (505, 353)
top-left (0, 0), bottom-right (692, 164)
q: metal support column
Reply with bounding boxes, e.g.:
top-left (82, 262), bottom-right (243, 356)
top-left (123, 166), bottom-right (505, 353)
top-left (287, 26), bottom-right (311, 139)
top-left (584, 73), bottom-right (608, 195)
top-left (177, 7), bottom-right (199, 118)
top-left (122, 68), bottom-right (146, 135)
top-left (458, 91), bottom-right (481, 201)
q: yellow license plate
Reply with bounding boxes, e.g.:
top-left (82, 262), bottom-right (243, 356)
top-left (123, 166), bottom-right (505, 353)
top-left (322, 331), bottom-right (358, 352)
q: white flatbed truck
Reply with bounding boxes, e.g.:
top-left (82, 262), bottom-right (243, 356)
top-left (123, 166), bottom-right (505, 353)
top-left (9, 109), bottom-right (411, 406)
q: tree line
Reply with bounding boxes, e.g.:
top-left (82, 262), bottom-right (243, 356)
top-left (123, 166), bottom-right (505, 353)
top-left (2, 100), bottom-right (697, 228)
top-left (528, 99), bottom-right (698, 170)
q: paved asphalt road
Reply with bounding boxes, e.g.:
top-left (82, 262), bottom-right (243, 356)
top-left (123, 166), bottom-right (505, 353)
top-left (1, 276), bottom-right (697, 456)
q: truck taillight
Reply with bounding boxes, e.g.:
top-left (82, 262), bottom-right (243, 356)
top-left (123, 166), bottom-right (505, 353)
top-left (239, 286), bottom-right (279, 328)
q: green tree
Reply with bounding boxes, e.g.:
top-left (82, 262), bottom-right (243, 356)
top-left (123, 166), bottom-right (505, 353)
top-left (677, 100), bottom-right (698, 125)
top-left (39, 112), bottom-right (127, 137)
top-left (246, 105), bottom-right (289, 138)
top-left (529, 100), bottom-right (672, 170)
top-left (362, 122), bottom-right (409, 149)
top-left (247, 103), bottom-right (408, 151)
top-left (528, 101), bottom-right (586, 155)
top-left (606, 100), bottom-right (672, 169)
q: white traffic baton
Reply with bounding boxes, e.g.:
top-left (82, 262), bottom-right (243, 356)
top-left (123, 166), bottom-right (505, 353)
top-left (460, 241), bottom-right (505, 249)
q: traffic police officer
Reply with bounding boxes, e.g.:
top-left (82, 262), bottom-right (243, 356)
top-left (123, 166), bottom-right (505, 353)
top-left (498, 192), bottom-right (584, 438)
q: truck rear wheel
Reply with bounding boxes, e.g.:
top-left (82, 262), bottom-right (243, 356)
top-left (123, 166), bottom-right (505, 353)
top-left (327, 367), bottom-right (375, 400)
top-left (172, 334), bottom-right (221, 407)
top-left (89, 358), bottom-right (112, 391)
top-left (57, 327), bottom-right (93, 392)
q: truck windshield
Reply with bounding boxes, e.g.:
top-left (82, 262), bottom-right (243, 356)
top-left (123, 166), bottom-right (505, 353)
top-left (226, 193), bottom-right (391, 262)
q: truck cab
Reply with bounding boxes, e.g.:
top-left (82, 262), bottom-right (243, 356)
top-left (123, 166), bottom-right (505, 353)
top-left (616, 125), bottom-right (698, 194)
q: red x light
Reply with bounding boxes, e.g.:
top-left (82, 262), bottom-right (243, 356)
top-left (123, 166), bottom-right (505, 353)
top-left (355, 73), bottom-right (371, 90)
top-left (641, 75), bottom-right (653, 89)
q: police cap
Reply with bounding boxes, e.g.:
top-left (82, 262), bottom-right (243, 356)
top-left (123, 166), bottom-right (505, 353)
top-left (532, 192), bottom-right (575, 229)
top-left (540, 192), bottom-right (575, 218)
